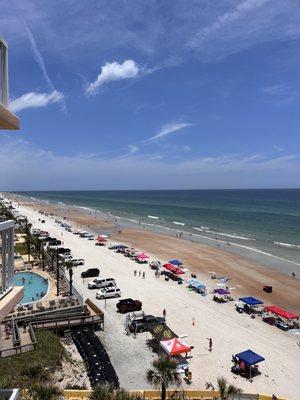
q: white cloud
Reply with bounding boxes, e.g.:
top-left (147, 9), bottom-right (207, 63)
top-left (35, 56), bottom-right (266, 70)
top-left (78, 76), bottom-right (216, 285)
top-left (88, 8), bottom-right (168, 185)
top-left (127, 145), bottom-right (139, 154)
top-left (86, 60), bottom-right (139, 95)
top-left (0, 138), bottom-right (299, 190)
top-left (148, 122), bottom-right (192, 142)
top-left (273, 145), bottom-right (284, 152)
top-left (9, 90), bottom-right (64, 112)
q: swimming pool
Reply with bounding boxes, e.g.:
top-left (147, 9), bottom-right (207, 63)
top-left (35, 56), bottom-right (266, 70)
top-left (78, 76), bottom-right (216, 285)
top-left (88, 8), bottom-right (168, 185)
top-left (14, 272), bottom-right (50, 304)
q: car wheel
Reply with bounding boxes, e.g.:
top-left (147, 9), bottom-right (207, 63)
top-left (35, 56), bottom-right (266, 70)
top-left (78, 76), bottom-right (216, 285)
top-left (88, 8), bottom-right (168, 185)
top-left (100, 296), bottom-right (104, 300)
top-left (115, 293), bottom-right (120, 298)
top-left (138, 327), bottom-right (144, 333)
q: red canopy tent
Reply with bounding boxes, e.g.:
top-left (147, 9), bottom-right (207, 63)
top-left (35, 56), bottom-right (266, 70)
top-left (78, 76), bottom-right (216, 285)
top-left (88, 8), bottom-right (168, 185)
top-left (163, 263), bottom-right (185, 275)
top-left (265, 305), bottom-right (299, 320)
top-left (160, 338), bottom-right (191, 356)
top-left (97, 236), bottom-right (107, 242)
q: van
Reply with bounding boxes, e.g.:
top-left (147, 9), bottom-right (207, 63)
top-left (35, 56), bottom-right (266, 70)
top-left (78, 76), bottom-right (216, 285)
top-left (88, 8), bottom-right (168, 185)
top-left (81, 268), bottom-right (100, 278)
top-left (88, 278), bottom-right (115, 289)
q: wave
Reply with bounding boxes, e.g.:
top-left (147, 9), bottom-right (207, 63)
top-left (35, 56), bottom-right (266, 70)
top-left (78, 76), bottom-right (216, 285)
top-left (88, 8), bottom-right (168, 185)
top-left (209, 231), bottom-right (255, 241)
top-left (173, 221), bottom-right (185, 226)
top-left (201, 226), bottom-right (210, 230)
top-left (148, 215), bottom-right (159, 219)
top-left (274, 241), bottom-right (300, 249)
top-left (74, 205), bottom-right (95, 213)
top-left (193, 227), bottom-right (204, 232)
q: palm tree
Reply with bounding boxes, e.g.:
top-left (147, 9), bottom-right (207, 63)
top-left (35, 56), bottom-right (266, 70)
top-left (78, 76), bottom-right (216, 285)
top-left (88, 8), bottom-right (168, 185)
top-left (29, 383), bottom-right (62, 400)
top-left (146, 356), bottom-right (181, 400)
top-left (205, 377), bottom-right (242, 400)
top-left (21, 364), bottom-right (48, 382)
top-left (88, 383), bottom-right (115, 400)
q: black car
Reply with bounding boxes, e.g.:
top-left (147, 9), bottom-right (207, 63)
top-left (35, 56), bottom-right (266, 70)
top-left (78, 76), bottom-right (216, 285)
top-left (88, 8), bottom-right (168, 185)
top-left (81, 268), bottom-right (100, 279)
top-left (129, 315), bottom-right (165, 333)
top-left (116, 298), bottom-right (142, 314)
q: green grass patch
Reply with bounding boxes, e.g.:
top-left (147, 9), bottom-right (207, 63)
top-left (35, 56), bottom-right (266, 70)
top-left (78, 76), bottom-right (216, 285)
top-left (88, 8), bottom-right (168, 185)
top-left (14, 242), bottom-right (28, 255)
top-left (0, 331), bottom-right (66, 386)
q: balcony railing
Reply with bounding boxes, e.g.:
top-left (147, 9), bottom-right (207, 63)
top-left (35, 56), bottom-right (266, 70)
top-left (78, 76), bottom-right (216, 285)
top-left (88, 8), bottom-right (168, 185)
top-left (0, 36), bottom-right (19, 130)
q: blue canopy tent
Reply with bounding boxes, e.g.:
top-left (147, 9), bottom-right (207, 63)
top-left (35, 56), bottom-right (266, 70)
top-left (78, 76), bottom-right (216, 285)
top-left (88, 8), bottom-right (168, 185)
top-left (188, 279), bottom-right (206, 290)
top-left (239, 297), bottom-right (263, 306)
top-left (235, 349), bottom-right (265, 380)
top-left (169, 259), bottom-right (183, 266)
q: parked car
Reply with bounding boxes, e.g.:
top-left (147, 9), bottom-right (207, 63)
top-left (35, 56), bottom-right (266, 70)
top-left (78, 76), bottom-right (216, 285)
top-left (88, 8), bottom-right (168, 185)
top-left (275, 320), bottom-right (289, 331)
top-left (56, 247), bottom-right (71, 254)
top-left (96, 287), bottom-right (121, 299)
top-left (116, 298), bottom-right (142, 314)
top-left (66, 258), bottom-right (85, 266)
top-left (263, 316), bottom-right (276, 325)
top-left (59, 253), bottom-right (73, 260)
top-left (129, 315), bottom-right (165, 333)
top-left (88, 278), bottom-right (116, 289)
top-left (81, 268), bottom-right (100, 278)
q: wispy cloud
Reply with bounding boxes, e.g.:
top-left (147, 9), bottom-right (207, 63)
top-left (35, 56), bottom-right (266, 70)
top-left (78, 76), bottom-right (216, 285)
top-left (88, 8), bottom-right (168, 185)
top-left (262, 84), bottom-right (300, 105)
top-left (273, 145), bottom-right (284, 152)
top-left (23, 21), bottom-right (55, 91)
top-left (127, 144), bottom-right (139, 154)
top-left (10, 91), bottom-right (64, 113)
top-left (147, 122), bottom-right (192, 142)
top-left (23, 20), bottom-right (66, 111)
top-left (86, 60), bottom-right (139, 95)
top-left (0, 138), bottom-right (299, 190)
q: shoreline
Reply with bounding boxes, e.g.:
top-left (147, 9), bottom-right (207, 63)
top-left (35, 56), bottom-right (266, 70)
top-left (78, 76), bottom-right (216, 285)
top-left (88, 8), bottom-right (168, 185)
top-left (6, 192), bottom-right (300, 280)
top-left (6, 193), bottom-right (300, 312)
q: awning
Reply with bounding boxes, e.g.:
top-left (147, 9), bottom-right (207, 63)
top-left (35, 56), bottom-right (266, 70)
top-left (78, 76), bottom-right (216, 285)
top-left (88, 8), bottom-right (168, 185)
top-left (160, 338), bottom-right (191, 356)
top-left (149, 323), bottom-right (178, 342)
top-left (235, 349), bottom-right (265, 366)
top-left (265, 305), bottom-right (299, 320)
top-left (239, 297), bottom-right (263, 306)
top-left (163, 263), bottom-right (185, 275)
top-left (169, 259), bottom-right (183, 266)
top-left (214, 288), bottom-right (230, 295)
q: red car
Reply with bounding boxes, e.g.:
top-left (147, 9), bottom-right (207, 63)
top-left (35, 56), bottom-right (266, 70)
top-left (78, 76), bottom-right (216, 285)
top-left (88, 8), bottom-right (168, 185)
top-left (116, 298), bottom-right (142, 314)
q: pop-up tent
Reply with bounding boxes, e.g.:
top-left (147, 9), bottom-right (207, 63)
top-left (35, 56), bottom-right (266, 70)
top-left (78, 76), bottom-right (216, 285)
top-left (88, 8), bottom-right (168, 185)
top-left (169, 259), bottom-right (183, 266)
top-left (235, 349), bottom-right (265, 380)
top-left (137, 253), bottom-right (149, 259)
top-left (265, 305), bottom-right (299, 320)
top-left (214, 288), bottom-right (230, 295)
top-left (160, 337), bottom-right (191, 356)
top-left (235, 349), bottom-right (265, 365)
top-left (239, 297), bottom-right (263, 306)
top-left (163, 263), bottom-right (185, 275)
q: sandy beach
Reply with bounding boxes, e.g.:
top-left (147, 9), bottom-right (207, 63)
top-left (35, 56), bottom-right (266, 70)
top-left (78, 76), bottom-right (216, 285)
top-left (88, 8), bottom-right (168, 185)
top-left (6, 197), bottom-right (300, 399)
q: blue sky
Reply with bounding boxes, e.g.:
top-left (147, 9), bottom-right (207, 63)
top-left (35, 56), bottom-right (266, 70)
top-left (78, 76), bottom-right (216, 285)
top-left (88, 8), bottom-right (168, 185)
top-left (1, 0), bottom-right (300, 190)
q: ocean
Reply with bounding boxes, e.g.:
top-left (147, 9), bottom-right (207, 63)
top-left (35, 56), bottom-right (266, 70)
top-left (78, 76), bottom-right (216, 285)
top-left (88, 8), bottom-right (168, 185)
top-left (14, 189), bottom-right (300, 265)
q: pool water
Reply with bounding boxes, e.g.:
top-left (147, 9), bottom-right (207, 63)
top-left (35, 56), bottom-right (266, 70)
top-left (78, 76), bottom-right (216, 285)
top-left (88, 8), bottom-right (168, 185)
top-left (14, 272), bottom-right (49, 304)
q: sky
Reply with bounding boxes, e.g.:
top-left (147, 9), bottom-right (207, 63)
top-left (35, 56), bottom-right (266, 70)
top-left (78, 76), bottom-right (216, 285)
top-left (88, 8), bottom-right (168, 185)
top-left (1, 0), bottom-right (300, 190)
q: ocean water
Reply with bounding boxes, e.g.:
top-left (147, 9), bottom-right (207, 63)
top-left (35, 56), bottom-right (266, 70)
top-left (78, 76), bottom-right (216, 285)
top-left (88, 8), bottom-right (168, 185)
top-left (15, 189), bottom-right (300, 264)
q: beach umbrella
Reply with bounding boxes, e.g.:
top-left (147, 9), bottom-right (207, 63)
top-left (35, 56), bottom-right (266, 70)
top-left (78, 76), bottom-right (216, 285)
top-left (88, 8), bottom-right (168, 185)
top-left (160, 337), bottom-right (191, 356)
top-left (169, 259), bottom-right (183, 266)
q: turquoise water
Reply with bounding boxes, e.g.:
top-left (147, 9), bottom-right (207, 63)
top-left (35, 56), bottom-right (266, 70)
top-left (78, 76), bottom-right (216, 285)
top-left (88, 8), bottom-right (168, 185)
top-left (14, 189), bottom-right (300, 264)
top-left (14, 272), bottom-right (49, 304)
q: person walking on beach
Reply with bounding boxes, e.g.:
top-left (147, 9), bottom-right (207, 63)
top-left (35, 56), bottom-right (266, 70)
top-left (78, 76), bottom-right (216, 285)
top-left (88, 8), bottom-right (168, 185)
top-left (207, 337), bottom-right (213, 352)
top-left (163, 308), bottom-right (166, 320)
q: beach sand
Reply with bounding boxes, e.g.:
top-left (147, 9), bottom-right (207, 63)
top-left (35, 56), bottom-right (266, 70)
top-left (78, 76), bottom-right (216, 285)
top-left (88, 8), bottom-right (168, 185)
top-left (7, 197), bottom-right (300, 399)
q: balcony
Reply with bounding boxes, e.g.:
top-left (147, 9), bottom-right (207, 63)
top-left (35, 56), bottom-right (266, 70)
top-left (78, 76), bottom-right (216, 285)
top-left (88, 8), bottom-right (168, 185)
top-left (0, 36), bottom-right (19, 130)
